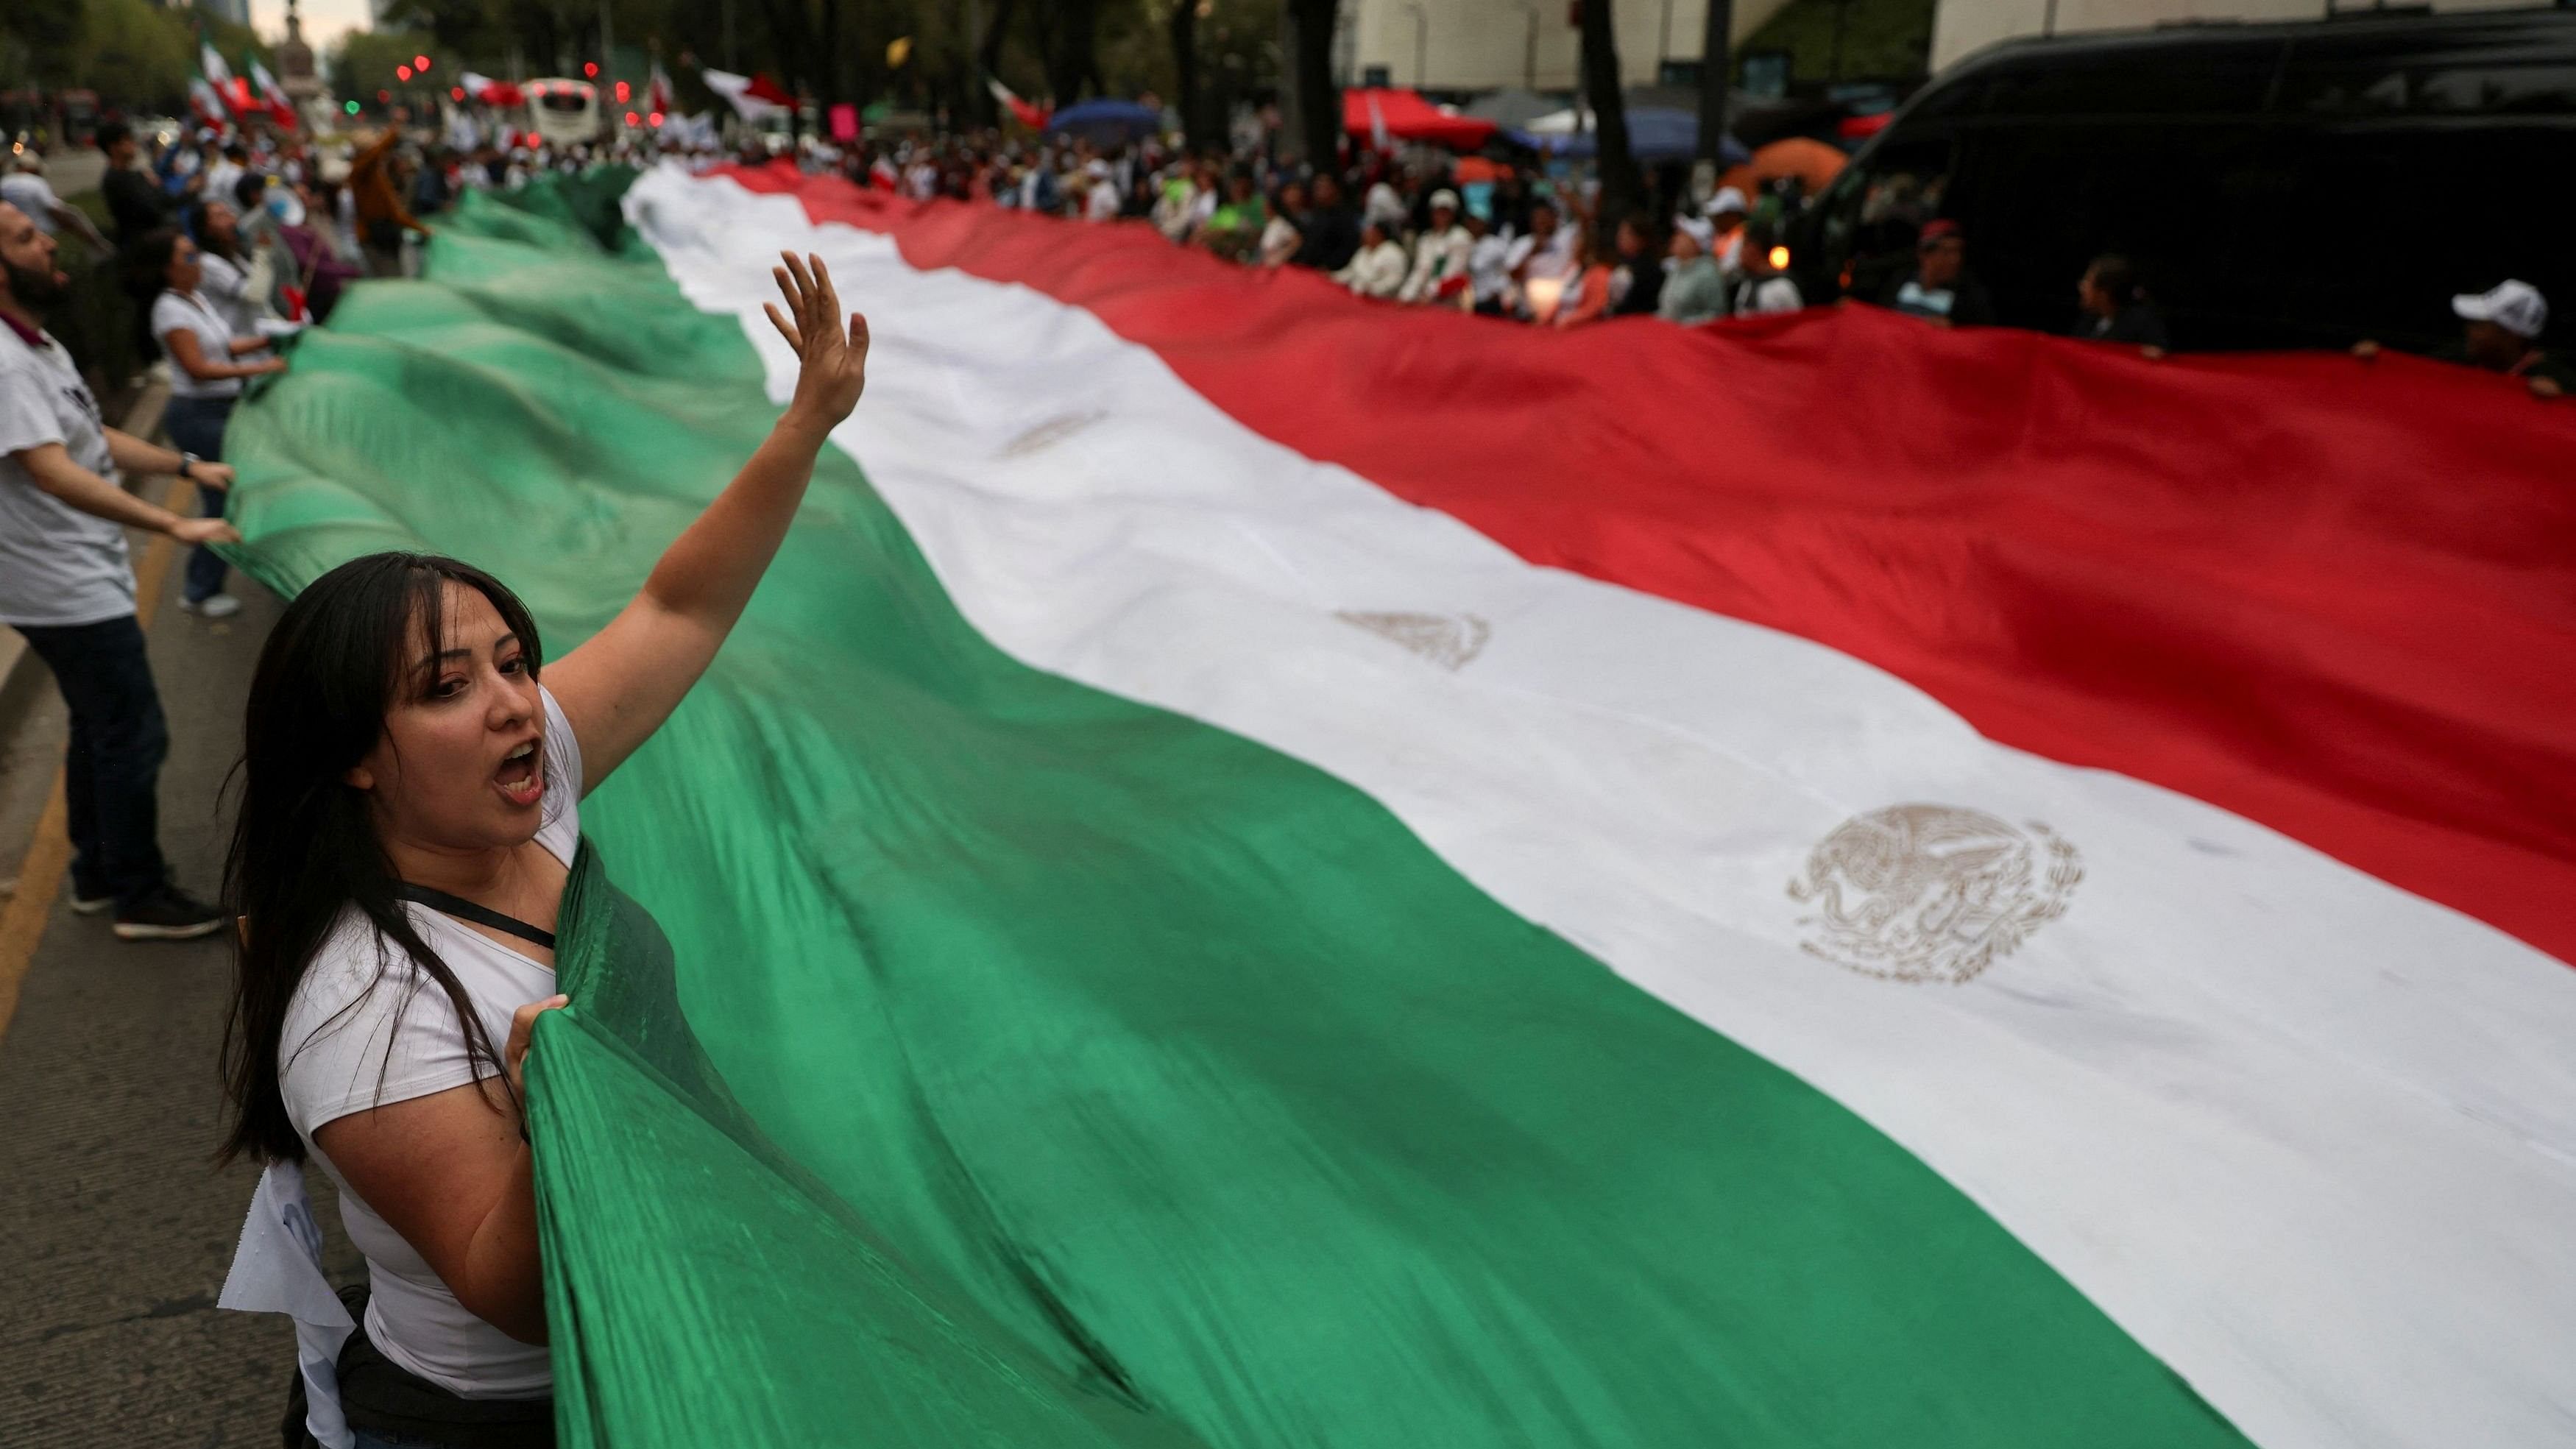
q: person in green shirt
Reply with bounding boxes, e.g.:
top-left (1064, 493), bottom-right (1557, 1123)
top-left (1201, 169), bottom-right (1268, 263)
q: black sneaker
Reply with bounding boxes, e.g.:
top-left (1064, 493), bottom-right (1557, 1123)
top-left (113, 885), bottom-right (228, 942)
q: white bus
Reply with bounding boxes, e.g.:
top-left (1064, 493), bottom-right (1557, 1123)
top-left (523, 78), bottom-right (600, 146)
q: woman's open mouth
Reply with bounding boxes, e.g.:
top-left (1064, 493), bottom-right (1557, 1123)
top-left (495, 740), bottom-right (543, 807)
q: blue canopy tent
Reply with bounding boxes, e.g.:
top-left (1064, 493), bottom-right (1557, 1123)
top-left (1046, 99), bottom-right (1163, 145)
top-left (1510, 108), bottom-right (1750, 166)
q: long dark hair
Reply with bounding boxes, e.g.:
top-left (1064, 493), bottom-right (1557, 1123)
top-left (185, 198), bottom-right (241, 265)
top-left (127, 227), bottom-right (183, 294)
top-left (219, 553), bottom-right (545, 1165)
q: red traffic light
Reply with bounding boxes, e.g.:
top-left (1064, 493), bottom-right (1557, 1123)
top-left (414, 54), bottom-right (431, 70)
top-left (613, 80), bottom-right (630, 102)
top-left (377, 90), bottom-right (391, 102)
top-left (648, 111), bottom-right (665, 126)
top-left (623, 110), bottom-right (640, 127)
top-left (395, 65), bottom-right (412, 81)
top-left (450, 86), bottom-right (465, 101)
top-left (583, 62), bottom-right (599, 78)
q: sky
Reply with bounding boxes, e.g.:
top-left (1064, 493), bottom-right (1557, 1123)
top-left (249, 0), bottom-right (377, 57)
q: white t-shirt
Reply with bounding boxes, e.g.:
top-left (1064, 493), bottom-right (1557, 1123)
top-left (1085, 177), bottom-right (1122, 223)
top-left (204, 159), bottom-right (246, 210)
top-left (0, 325), bottom-right (132, 627)
top-left (1, 171), bottom-right (63, 233)
top-left (277, 687), bottom-right (583, 1400)
top-left (151, 288), bottom-right (243, 400)
top-left (196, 249), bottom-right (261, 336)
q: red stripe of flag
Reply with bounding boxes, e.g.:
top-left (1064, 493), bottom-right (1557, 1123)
top-left (724, 164), bottom-right (2576, 966)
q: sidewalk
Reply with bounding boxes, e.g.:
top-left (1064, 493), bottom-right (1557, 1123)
top-left (0, 484), bottom-right (362, 1445)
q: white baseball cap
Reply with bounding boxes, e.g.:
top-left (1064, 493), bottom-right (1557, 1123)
top-left (1707, 185), bottom-right (1749, 217)
top-left (2452, 279), bottom-right (2547, 340)
top-left (1429, 188), bottom-right (1459, 211)
top-left (1674, 216), bottom-right (1715, 249)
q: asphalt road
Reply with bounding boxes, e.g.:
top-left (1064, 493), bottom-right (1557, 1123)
top-left (0, 516), bottom-right (364, 1448)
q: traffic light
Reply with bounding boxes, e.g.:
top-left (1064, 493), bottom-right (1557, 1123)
top-left (414, 54), bottom-right (431, 71)
top-left (614, 80), bottom-right (630, 103)
top-left (624, 110), bottom-right (640, 127)
top-left (450, 86), bottom-right (466, 101)
top-left (584, 62), bottom-right (599, 78)
top-left (344, 99), bottom-right (361, 113)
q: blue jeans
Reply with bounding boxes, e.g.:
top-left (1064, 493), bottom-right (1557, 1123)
top-left (13, 614), bottom-right (169, 910)
top-left (160, 392), bottom-right (233, 604)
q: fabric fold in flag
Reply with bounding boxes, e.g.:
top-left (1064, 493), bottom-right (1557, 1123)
top-left (223, 168), bottom-right (2576, 1449)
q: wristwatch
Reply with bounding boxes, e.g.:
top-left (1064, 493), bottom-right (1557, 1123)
top-left (177, 451), bottom-right (200, 481)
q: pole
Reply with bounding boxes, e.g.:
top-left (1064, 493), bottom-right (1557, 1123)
top-left (1279, 0), bottom-right (1303, 161)
top-left (722, 0), bottom-right (737, 70)
top-left (1696, 0), bottom-right (1733, 163)
top-left (1409, 4), bottom-right (1428, 86)
top-left (1521, 4), bottom-right (1538, 89)
top-left (600, 0), bottom-right (617, 104)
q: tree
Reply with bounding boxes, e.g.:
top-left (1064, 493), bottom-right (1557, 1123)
top-left (1165, 0), bottom-right (1197, 148)
top-left (1576, 0), bottom-right (1643, 225)
top-left (1284, 0), bottom-right (1334, 168)
top-left (1040, 0), bottom-right (1104, 105)
top-left (0, 0), bottom-right (85, 93)
top-left (1696, 0), bottom-right (1731, 165)
top-left (974, 0), bottom-right (1018, 120)
top-left (330, 26), bottom-right (438, 110)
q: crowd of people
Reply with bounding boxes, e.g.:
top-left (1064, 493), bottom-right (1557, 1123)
top-left (795, 126), bottom-right (1820, 328)
top-left (768, 122), bottom-right (2566, 397)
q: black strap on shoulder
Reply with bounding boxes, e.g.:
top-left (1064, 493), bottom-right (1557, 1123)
top-left (396, 883), bottom-right (557, 952)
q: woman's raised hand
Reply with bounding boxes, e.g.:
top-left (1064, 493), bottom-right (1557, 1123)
top-left (765, 251), bottom-right (869, 431)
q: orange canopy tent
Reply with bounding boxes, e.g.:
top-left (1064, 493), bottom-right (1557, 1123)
top-left (1717, 136), bottom-right (1850, 202)
top-left (1343, 88), bottom-right (1498, 151)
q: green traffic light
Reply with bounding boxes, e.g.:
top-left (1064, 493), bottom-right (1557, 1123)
top-left (344, 100), bottom-right (361, 113)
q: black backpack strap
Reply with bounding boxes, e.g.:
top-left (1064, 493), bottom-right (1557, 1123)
top-left (396, 883), bottom-right (557, 952)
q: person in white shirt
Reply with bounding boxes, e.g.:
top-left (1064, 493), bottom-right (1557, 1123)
top-left (1364, 177), bottom-right (1409, 235)
top-left (1256, 180), bottom-right (1306, 267)
top-left (1465, 213), bottom-right (1516, 315)
top-left (0, 201), bottom-right (241, 941)
top-left (219, 251), bottom-right (870, 1439)
top-left (142, 227), bottom-right (284, 620)
top-left (1728, 221), bottom-right (1806, 317)
top-left (1702, 186), bottom-right (1751, 274)
top-left (1152, 163), bottom-right (1203, 240)
top-left (1398, 188), bottom-right (1473, 305)
top-left (1083, 164), bottom-right (1123, 223)
top-left (185, 197), bottom-right (263, 337)
top-left (1505, 199), bottom-right (1577, 319)
top-left (202, 141), bottom-right (250, 218)
top-left (1, 152), bottom-right (109, 253)
top-left (1333, 219), bottom-right (1409, 300)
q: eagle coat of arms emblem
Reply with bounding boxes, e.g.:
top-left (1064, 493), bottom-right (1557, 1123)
top-left (1788, 804), bottom-right (2082, 984)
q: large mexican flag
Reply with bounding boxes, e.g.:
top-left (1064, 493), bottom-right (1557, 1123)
top-left (224, 167), bottom-right (2576, 1449)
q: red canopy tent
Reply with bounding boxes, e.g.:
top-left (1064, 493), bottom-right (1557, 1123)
top-left (1342, 88), bottom-right (1497, 151)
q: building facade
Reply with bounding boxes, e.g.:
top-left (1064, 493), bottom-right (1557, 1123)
top-left (1929, 0), bottom-right (2556, 73)
top-left (1339, 0), bottom-right (1798, 93)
